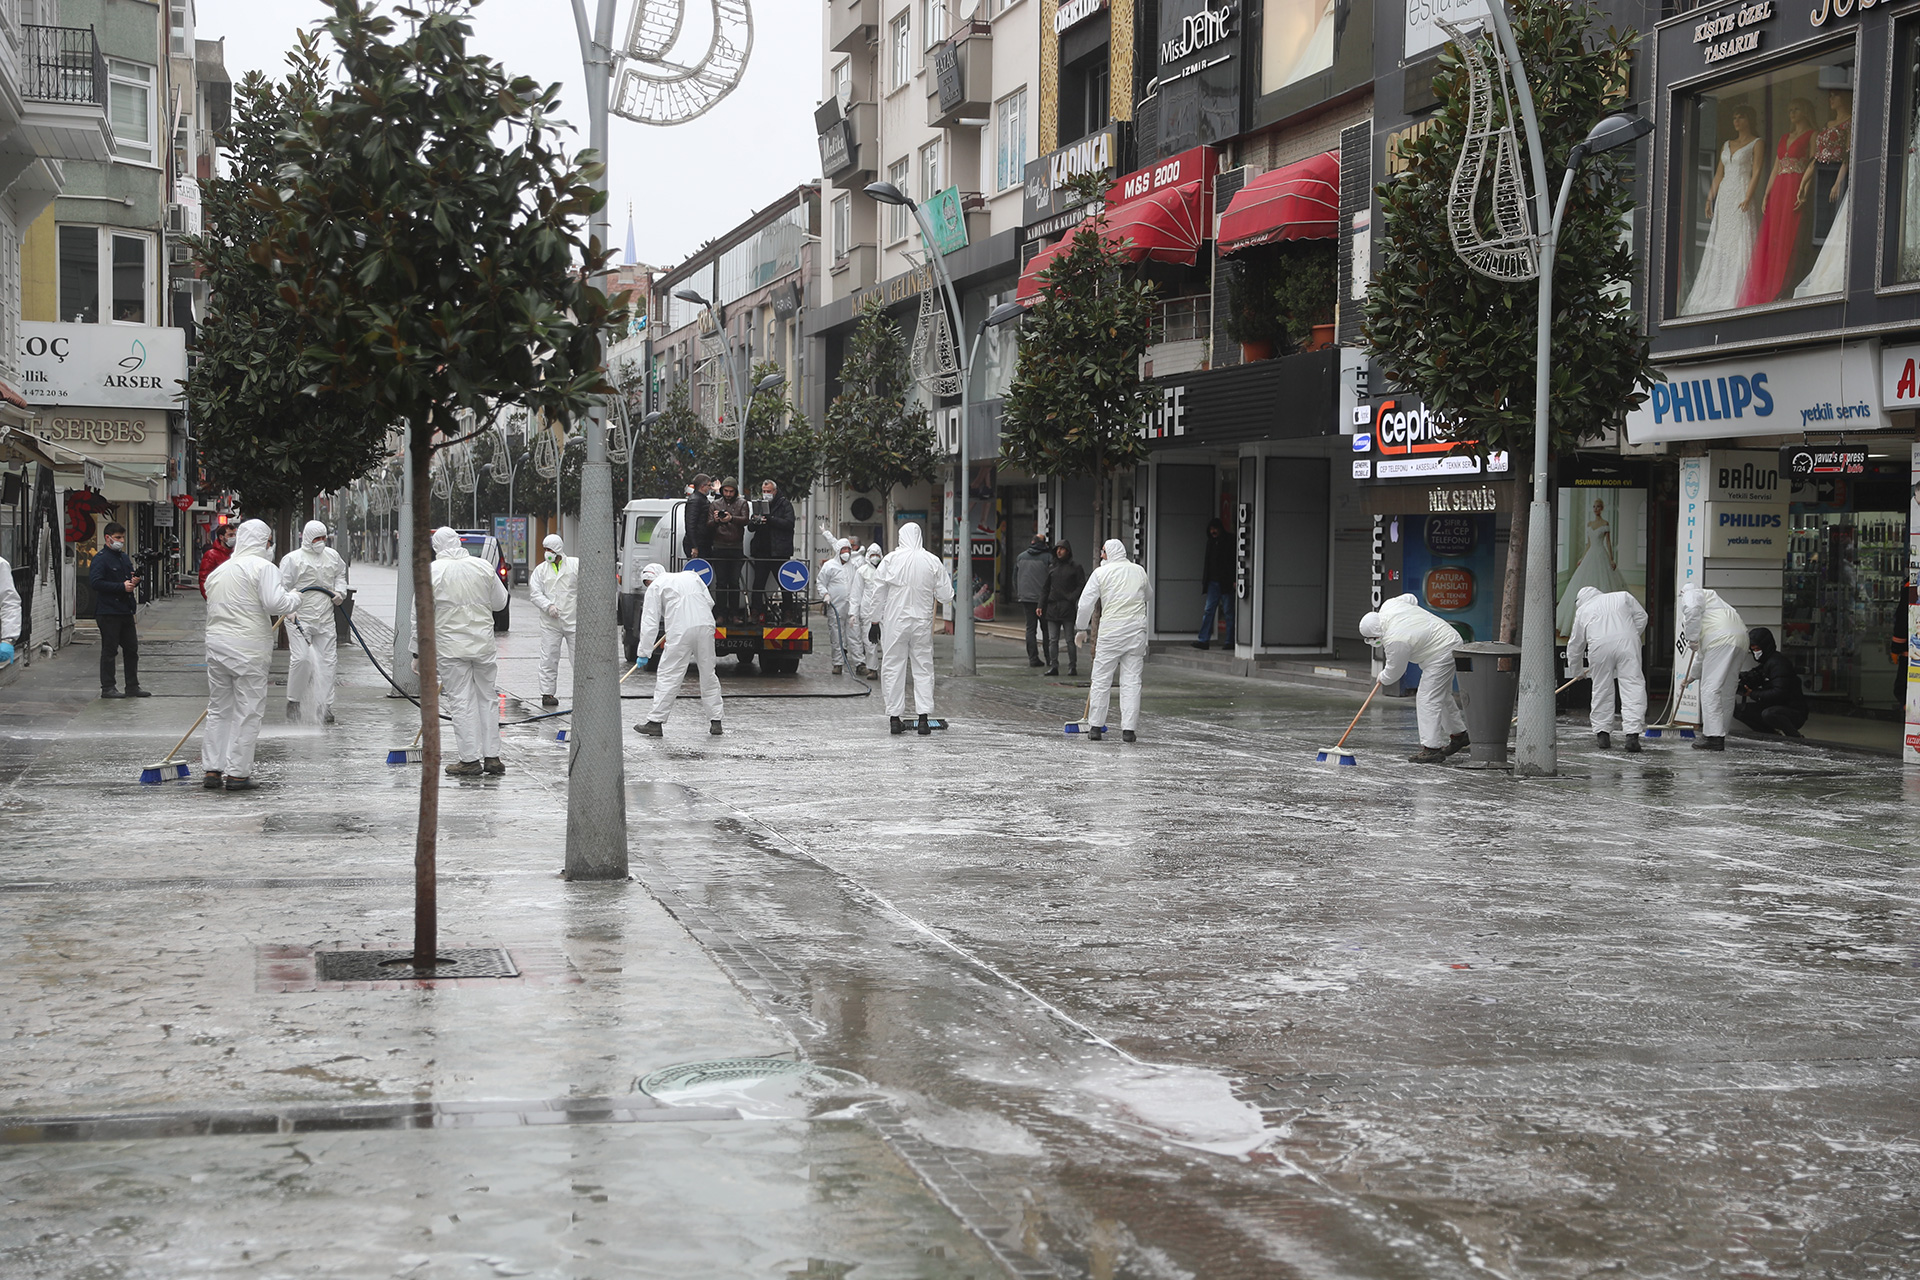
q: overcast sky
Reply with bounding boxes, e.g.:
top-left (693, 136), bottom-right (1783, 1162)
top-left (194, 0), bottom-right (823, 270)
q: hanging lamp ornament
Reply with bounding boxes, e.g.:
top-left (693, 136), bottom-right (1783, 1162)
top-left (531, 424), bottom-right (562, 480)
top-left (1439, 19), bottom-right (1539, 283)
top-left (910, 263), bottom-right (961, 398)
top-left (610, 1), bottom-right (754, 126)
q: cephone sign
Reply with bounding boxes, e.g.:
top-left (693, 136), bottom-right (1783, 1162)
top-left (1366, 396), bottom-right (1510, 480)
top-left (19, 323), bottom-right (187, 411)
top-left (1626, 342), bottom-right (1883, 443)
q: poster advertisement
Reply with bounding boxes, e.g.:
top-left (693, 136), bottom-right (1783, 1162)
top-left (968, 462), bottom-right (997, 622)
top-left (1555, 485), bottom-right (1648, 640)
top-left (1263, 0), bottom-right (1338, 92)
top-left (493, 515), bottom-right (528, 571)
top-left (1402, 513), bottom-right (1497, 651)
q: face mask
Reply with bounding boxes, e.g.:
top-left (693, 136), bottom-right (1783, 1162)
top-left (1751, 649), bottom-right (1764, 662)
top-left (547, 551), bottom-right (560, 563)
top-left (839, 552), bottom-right (851, 563)
top-left (106, 538), bottom-right (124, 551)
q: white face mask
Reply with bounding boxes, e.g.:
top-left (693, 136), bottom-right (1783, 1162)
top-left (106, 538), bottom-right (124, 551)
top-left (547, 551), bottom-right (560, 563)
top-left (838, 551), bottom-right (851, 563)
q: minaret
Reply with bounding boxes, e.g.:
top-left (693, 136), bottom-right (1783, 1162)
top-left (623, 202), bottom-right (637, 267)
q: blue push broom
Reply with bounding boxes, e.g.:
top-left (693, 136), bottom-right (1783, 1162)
top-left (141, 709), bottom-right (206, 784)
top-left (1315, 683), bottom-right (1378, 767)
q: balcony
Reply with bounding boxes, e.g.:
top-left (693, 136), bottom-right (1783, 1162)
top-left (829, 0), bottom-right (878, 54)
top-left (0, 24), bottom-right (112, 168)
top-left (926, 23), bottom-right (991, 129)
top-left (819, 99), bottom-right (878, 187)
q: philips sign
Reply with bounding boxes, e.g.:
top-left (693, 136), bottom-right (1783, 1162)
top-left (1626, 343), bottom-right (1885, 443)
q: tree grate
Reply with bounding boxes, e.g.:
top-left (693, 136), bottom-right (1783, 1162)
top-left (314, 947), bottom-right (520, 982)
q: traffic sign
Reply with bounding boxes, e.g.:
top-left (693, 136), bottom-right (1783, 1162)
top-left (684, 558), bottom-right (714, 586)
top-left (777, 559), bottom-right (810, 591)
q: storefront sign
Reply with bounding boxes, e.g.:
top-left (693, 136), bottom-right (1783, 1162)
top-left (1156, 0), bottom-right (1241, 152)
top-left (1881, 342), bottom-right (1920, 409)
top-left (1428, 485), bottom-right (1500, 513)
top-left (1406, 0), bottom-right (1490, 58)
top-left (923, 186), bottom-right (969, 255)
top-left (31, 410), bottom-right (169, 465)
top-left (817, 118), bottom-right (856, 179)
top-left (1692, 0), bottom-right (1770, 65)
top-left (1108, 146), bottom-right (1218, 205)
top-left (19, 324), bottom-right (187, 411)
top-left (1626, 344), bottom-right (1884, 443)
top-left (1706, 449), bottom-right (1786, 502)
top-left (1780, 443), bottom-right (1865, 478)
top-left (1362, 395), bottom-right (1510, 480)
top-left (1704, 500), bottom-right (1789, 557)
top-left (1055, 0), bottom-right (1108, 32)
top-left (933, 43), bottom-right (964, 113)
top-left (1142, 350), bottom-right (1340, 448)
top-left (1022, 124), bottom-right (1125, 229)
top-left (1160, 1), bottom-right (1234, 66)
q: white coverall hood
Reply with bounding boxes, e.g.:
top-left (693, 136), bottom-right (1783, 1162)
top-left (232, 519), bottom-right (273, 562)
top-left (898, 522), bottom-right (924, 552)
top-left (1101, 539), bottom-right (1128, 563)
top-left (543, 534), bottom-right (565, 555)
top-left (641, 561), bottom-right (666, 585)
top-left (432, 527), bottom-right (464, 558)
top-left (1576, 585), bottom-right (1601, 611)
top-left (301, 520), bottom-right (328, 551)
top-left (1358, 611), bottom-right (1384, 640)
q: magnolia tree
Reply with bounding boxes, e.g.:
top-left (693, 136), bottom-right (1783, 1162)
top-left (257, 0), bottom-right (623, 963)
top-left (820, 299), bottom-right (940, 530)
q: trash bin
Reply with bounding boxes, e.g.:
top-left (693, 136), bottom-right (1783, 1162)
top-left (334, 588), bottom-right (356, 647)
top-left (1453, 641), bottom-right (1520, 767)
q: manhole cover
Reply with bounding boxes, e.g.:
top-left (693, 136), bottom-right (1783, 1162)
top-left (314, 947), bottom-right (520, 982)
top-left (638, 1058), bottom-right (870, 1118)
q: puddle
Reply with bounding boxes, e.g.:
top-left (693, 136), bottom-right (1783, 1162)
top-left (637, 1057), bottom-right (874, 1119)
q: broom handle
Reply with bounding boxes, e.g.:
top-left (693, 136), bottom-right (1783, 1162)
top-left (1332, 681), bottom-right (1380, 751)
top-left (161, 708), bottom-right (209, 764)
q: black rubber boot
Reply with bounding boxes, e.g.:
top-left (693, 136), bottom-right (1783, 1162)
top-left (224, 776), bottom-right (257, 790)
top-left (1122, 729), bottom-right (1137, 743)
top-left (202, 771), bottom-right (223, 790)
top-left (889, 716), bottom-right (904, 735)
top-left (710, 720), bottom-right (723, 736)
top-left (1623, 735), bottom-right (1642, 753)
top-left (1691, 735), bottom-right (1725, 751)
top-left (285, 701), bottom-right (299, 720)
top-left (635, 721), bottom-right (663, 737)
top-left (1088, 727), bottom-right (1104, 742)
top-left (445, 760), bottom-right (483, 777)
top-left (483, 757), bottom-right (506, 775)
top-left (917, 713), bottom-right (931, 736)
top-left (1596, 731), bottom-right (1612, 750)
top-left (1409, 746), bottom-right (1448, 764)
top-left (541, 694), bottom-right (558, 708)
top-left (1445, 731), bottom-right (1470, 757)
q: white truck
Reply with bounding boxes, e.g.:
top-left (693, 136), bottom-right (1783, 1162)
top-left (616, 498), bottom-right (813, 674)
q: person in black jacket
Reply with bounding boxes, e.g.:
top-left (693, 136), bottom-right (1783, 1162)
top-left (1194, 517), bottom-right (1234, 650)
top-left (88, 521), bottom-right (149, 698)
top-left (748, 478), bottom-right (796, 607)
top-left (1041, 540), bottom-right (1087, 676)
top-left (1013, 534), bottom-right (1051, 667)
top-left (683, 473), bottom-right (713, 559)
top-left (1735, 626), bottom-right (1808, 737)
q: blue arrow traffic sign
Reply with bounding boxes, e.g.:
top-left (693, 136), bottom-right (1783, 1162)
top-left (777, 559), bottom-right (810, 591)
top-left (684, 558), bottom-right (714, 586)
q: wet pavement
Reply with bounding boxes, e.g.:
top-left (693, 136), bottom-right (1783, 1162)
top-left (2, 566), bottom-right (1917, 1278)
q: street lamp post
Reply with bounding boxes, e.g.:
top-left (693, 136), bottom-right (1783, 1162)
top-left (862, 180), bottom-right (996, 676)
top-left (672, 287), bottom-right (780, 490)
top-left (1476, 3), bottom-right (1649, 777)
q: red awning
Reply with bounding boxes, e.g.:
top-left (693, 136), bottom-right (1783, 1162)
top-left (1015, 181), bottom-right (1209, 304)
top-left (1217, 151), bottom-right (1339, 254)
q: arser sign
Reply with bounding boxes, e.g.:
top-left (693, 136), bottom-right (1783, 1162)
top-left (19, 323), bottom-right (187, 412)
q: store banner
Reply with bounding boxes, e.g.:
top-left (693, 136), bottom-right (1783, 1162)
top-left (1704, 501), bottom-right (1789, 557)
top-left (20, 323), bottom-right (188, 411)
top-left (1626, 343), bottom-right (1883, 445)
top-left (1402, 513), bottom-right (1497, 645)
top-left (1675, 457), bottom-right (1707, 725)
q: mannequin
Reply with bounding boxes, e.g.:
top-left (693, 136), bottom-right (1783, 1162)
top-left (1681, 104), bottom-right (1763, 314)
top-left (1738, 98), bottom-right (1815, 307)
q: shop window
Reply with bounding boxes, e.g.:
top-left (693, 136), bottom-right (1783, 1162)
top-left (111, 235), bottom-right (147, 323)
top-left (1673, 50), bottom-right (1853, 316)
top-left (1263, 0), bottom-right (1337, 94)
top-left (108, 59), bottom-right (156, 166)
top-left (1893, 23), bottom-right (1920, 283)
top-left (1058, 50), bottom-right (1110, 143)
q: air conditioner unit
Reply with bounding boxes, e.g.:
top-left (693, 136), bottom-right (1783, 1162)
top-left (842, 491), bottom-right (880, 524)
top-left (165, 203), bottom-right (188, 234)
top-left (169, 240), bottom-right (192, 266)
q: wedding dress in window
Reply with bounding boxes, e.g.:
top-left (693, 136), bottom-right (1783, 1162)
top-left (1793, 188), bottom-right (1848, 297)
top-left (1680, 138), bottom-right (1760, 314)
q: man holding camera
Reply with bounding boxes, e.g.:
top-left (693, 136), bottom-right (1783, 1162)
top-left (90, 522), bottom-right (148, 698)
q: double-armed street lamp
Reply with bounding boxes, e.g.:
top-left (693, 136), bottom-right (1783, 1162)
top-left (671, 286), bottom-right (786, 489)
top-left (863, 180), bottom-right (1024, 676)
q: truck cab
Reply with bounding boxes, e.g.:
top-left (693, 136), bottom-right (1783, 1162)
top-left (617, 498), bottom-right (812, 674)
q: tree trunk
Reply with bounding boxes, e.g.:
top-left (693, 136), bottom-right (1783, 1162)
top-left (410, 417), bottom-right (442, 966)
top-left (1498, 470), bottom-right (1529, 648)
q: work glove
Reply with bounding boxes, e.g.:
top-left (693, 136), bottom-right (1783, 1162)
top-left (0, 640), bottom-right (14, 664)
top-left (332, 592), bottom-right (347, 606)
top-left (548, 606), bottom-right (560, 619)
top-left (868, 623), bottom-right (880, 644)
top-left (410, 658), bottom-right (419, 675)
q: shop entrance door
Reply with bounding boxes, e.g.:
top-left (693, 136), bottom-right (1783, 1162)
top-left (1154, 464), bottom-right (1213, 636)
top-left (1262, 458), bottom-right (1330, 648)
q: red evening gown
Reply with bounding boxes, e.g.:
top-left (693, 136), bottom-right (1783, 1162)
top-left (1737, 128), bottom-right (1813, 306)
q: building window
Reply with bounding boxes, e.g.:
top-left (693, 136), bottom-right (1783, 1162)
top-left (832, 192), bottom-right (852, 261)
top-left (1058, 51), bottom-right (1110, 144)
top-left (169, 0), bottom-right (192, 57)
top-left (1894, 24), bottom-right (1920, 283)
top-left (833, 59), bottom-right (852, 111)
top-left (57, 226), bottom-right (153, 324)
top-left (889, 12), bottom-right (912, 91)
top-left (995, 87), bottom-right (1027, 192)
top-left (923, 0), bottom-right (947, 49)
top-left (108, 60), bottom-right (156, 165)
top-left (920, 140), bottom-right (941, 202)
top-left (887, 159), bottom-right (911, 241)
top-left (1673, 51), bottom-right (1853, 316)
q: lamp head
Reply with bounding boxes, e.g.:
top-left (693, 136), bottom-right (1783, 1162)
top-left (642, 411), bottom-right (663, 425)
top-left (754, 372), bottom-right (787, 393)
top-left (864, 181), bottom-right (911, 207)
top-left (1583, 113), bottom-right (1652, 156)
top-left (673, 287), bottom-right (709, 305)
top-left (983, 302), bottom-right (1027, 330)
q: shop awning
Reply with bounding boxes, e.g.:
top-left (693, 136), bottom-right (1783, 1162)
top-left (0, 425), bottom-right (55, 467)
top-left (1015, 181), bottom-right (1209, 304)
top-left (1217, 151), bottom-right (1339, 254)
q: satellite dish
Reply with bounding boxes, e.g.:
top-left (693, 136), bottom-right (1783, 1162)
top-left (610, 0), bottom-right (754, 126)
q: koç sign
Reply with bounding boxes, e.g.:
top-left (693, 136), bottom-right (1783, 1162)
top-left (20, 323), bottom-right (187, 411)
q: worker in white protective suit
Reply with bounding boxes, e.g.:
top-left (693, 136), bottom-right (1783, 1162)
top-left (849, 541), bottom-right (882, 678)
top-left (816, 538), bottom-right (856, 675)
top-left (868, 522), bottom-right (953, 735)
top-left (1680, 584), bottom-right (1746, 752)
top-left (1359, 594), bottom-right (1468, 763)
top-left (1075, 539), bottom-right (1153, 743)
top-left (632, 561), bottom-right (724, 737)
top-left (0, 552), bottom-right (20, 667)
top-left (414, 526), bottom-right (510, 777)
top-left (527, 533), bottom-right (577, 707)
top-left (278, 520), bottom-right (347, 725)
top-left (1566, 585), bottom-right (1649, 753)
top-left (202, 519), bottom-right (302, 791)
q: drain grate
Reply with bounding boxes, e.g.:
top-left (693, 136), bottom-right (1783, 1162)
top-left (313, 947), bottom-right (520, 982)
top-left (639, 1057), bottom-right (866, 1102)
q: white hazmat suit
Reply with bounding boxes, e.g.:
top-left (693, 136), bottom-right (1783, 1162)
top-left (1681, 584), bottom-right (1746, 740)
top-left (414, 527), bottom-right (509, 767)
top-left (1566, 585), bottom-right (1648, 739)
top-left (0, 554), bottom-right (20, 660)
top-left (527, 534), bottom-right (578, 699)
top-left (817, 539), bottom-right (855, 672)
top-left (1360, 594), bottom-right (1466, 753)
top-left (278, 520), bottom-right (347, 723)
top-left (849, 543), bottom-right (882, 672)
top-left (1076, 539), bottom-right (1152, 736)
top-left (635, 562), bottom-right (724, 727)
top-left (869, 523), bottom-right (953, 723)
top-left (203, 520), bottom-right (302, 782)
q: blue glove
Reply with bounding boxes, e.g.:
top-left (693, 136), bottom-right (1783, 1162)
top-left (0, 641), bottom-right (13, 664)
top-left (634, 657), bottom-right (649, 671)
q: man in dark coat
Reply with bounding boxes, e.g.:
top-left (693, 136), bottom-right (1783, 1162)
top-left (1013, 533), bottom-right (1051, 668)
top-left (683, 473), bottom-right (713, 559)
top-left (1042, 540), bottom-right (1087, 677)
top-left (89, 521), bottom-right (149, 698)
top-left (1194, 517), bottom-right (1234, 649)
top-left (748, 478), bottom-right (796, 606)
top-left (1735, 626), bottom-right (1808, 737)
